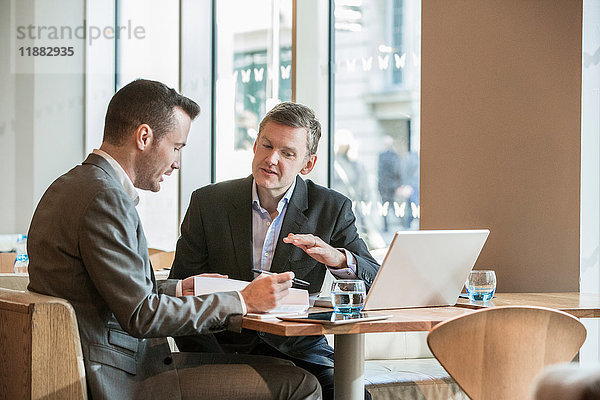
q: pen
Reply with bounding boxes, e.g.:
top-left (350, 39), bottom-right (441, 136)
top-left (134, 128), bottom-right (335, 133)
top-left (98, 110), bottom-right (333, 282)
top-left (251, 268), bottom-right (310, 287)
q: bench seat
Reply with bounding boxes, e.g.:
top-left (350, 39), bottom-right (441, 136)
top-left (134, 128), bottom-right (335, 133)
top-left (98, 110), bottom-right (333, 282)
top-left (327, 331), bottom-right (468, 399)
top-left (366, 358), bottom-right (468, 400)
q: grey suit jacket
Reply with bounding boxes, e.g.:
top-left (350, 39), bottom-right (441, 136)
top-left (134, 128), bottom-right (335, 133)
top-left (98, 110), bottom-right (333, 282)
top-left (169, 175), bottom-right (380, 366)
top-left (27, 154), bottom-right (244, 400)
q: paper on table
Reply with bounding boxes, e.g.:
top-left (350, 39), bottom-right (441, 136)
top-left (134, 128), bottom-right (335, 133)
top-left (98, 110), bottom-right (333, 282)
top-left (194, 276), bottom-right (309, 319)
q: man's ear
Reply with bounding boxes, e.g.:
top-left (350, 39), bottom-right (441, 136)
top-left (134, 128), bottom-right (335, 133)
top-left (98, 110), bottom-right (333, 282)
top-left (252, 139), bottom-right (257, 154)
top-left (300, 154), bottom-right (317, 175)
top-left (135, 124), bottom-right (153, 151)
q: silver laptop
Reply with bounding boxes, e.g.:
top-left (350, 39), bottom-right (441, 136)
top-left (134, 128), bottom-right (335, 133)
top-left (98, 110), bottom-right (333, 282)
top-left (363, 229), bottom-right (490, 310)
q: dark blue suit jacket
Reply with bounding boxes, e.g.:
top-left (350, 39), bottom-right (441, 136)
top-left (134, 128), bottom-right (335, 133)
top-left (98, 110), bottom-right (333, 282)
top-left (169, 175), bottom-right (380, 366)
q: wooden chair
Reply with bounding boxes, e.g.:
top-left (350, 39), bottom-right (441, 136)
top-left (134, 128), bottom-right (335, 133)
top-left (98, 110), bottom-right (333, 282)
top-left (0, 252), bottom-right (17, 273)
top-left (148, 248), bottom-right (175, 271)
top-left (0, 272), bottom-right (30, 290)
top-left (427, 306), bottom-right (586, 400)
top-left (0, 288), bottom-right (87, 399)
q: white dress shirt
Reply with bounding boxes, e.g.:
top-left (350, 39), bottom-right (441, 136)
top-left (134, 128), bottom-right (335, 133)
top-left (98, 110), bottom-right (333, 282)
top-left (251, 179), bottom-right (358, 280)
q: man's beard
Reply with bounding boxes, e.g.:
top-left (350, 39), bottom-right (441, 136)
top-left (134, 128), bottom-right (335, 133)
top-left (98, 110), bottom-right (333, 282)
top-left (134, 146), bottom-right (161, 192)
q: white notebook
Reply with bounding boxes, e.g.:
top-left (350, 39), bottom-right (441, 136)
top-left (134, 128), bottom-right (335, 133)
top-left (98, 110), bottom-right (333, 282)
top-left (194, 276), bottom-right (309, 319)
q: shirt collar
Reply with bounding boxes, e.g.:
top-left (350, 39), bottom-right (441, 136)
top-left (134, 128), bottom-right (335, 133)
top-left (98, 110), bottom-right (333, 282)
top-left (252, 178), bottom-right (296, 215)
top-left (92, 149), bottom-right (140, 206)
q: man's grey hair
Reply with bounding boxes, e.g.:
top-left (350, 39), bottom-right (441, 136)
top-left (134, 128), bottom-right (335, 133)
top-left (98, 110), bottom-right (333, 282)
top-left (258, 102), bottom-right (321, 156)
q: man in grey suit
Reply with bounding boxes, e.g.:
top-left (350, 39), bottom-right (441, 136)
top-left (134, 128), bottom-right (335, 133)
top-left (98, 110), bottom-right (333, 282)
top-left (27, 80), bottom-right (321, 400)
top-left (169, 102), bottom-right (380, 399)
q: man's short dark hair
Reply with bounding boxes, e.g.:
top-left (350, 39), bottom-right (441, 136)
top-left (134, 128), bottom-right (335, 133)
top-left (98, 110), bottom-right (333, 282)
top-left (258, 102), bottom-right (321, 156)
top-left (103, 79), bottom-right (200, 145)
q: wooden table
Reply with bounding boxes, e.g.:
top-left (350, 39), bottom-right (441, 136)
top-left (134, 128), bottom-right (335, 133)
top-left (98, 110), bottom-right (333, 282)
top-left (456, 292), bottom-right (600, 318)
top-left (242, 306), bottom-right (472, 400)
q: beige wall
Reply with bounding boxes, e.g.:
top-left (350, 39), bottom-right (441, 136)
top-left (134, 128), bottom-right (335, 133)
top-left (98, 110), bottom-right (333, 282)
top-left (421, 0), bottom-right (582, 292)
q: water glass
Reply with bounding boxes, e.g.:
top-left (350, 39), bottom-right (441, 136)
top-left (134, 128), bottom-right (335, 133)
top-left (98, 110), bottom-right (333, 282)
top-left (331, 280), bottom-right (366, 314)
top-left (465, 270), bottom-right (496, 301)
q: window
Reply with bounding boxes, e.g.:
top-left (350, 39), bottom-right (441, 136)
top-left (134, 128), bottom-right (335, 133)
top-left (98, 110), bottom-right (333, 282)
top-left (214, 0), bottom-right (293, 181)
top-left (80, 0), bottom-right (422, 253)
top-left (117, 0), bottom-right (180, 250)
top-left (332, 0), bottom-right (421, 249)
top-left (579, 0), bottom-right (600, 363)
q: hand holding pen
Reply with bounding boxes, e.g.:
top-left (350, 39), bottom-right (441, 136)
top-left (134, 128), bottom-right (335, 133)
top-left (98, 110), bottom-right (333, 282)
top-left (240, 271), bottom-right (296, 313)
top-left (251, 268), bottom-right (310, 288)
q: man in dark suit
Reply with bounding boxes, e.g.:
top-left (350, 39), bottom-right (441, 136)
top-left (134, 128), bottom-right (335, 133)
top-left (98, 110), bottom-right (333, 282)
top-left (170, 102), bottom-right (380, 399)
top-left (27, 80), bottom-right (321, 400)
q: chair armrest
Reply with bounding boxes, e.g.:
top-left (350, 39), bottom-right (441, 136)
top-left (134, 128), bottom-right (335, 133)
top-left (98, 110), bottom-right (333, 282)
top-left (0, 273), bottom-right (30, 290)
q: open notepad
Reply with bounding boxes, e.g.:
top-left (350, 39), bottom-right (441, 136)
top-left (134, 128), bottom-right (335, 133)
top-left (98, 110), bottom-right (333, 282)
top-left (194, 276), bottom-right (309, 319)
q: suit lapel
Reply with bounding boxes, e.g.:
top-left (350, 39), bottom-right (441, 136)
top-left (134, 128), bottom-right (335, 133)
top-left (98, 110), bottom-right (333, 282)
top-left (270, 176), bottom-right (309, 273)
top-left (229, 176), bottom-right (254, 281)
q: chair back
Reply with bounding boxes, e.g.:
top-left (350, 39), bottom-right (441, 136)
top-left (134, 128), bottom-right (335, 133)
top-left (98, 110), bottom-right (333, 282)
top-left (427, 306), bottom-right (586, 400)
top-left (0, 253), bottom-right (17, 273)
top-left (0, 288), bottom-right (87, 399)
top-left (148, 248), bottom-right (175, 271)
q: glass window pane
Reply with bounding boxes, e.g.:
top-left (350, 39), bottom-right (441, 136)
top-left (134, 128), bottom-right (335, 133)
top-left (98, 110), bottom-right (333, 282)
top-left (579, 0), bottom-right (600, 365)
top-left (333, 0), bottom-right (421, 249)
top-left (118, 0), bottom-right (180, 250)
top-left (215, 0), bottom-right (293, 181)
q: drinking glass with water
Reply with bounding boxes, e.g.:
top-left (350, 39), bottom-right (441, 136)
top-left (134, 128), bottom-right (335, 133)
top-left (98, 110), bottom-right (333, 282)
top-left (331, 280), bottom-right (366, 314)
top-left (465, 270), bottom-right (496, 301)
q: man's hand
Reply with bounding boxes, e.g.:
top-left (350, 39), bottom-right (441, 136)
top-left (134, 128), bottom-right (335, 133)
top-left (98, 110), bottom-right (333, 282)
top-left (181, 273), bottom-right (228, 296)
top-left (283, 233), bottom-right (347, 268)
top-left (240, 272), bottom-right (294, 313)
